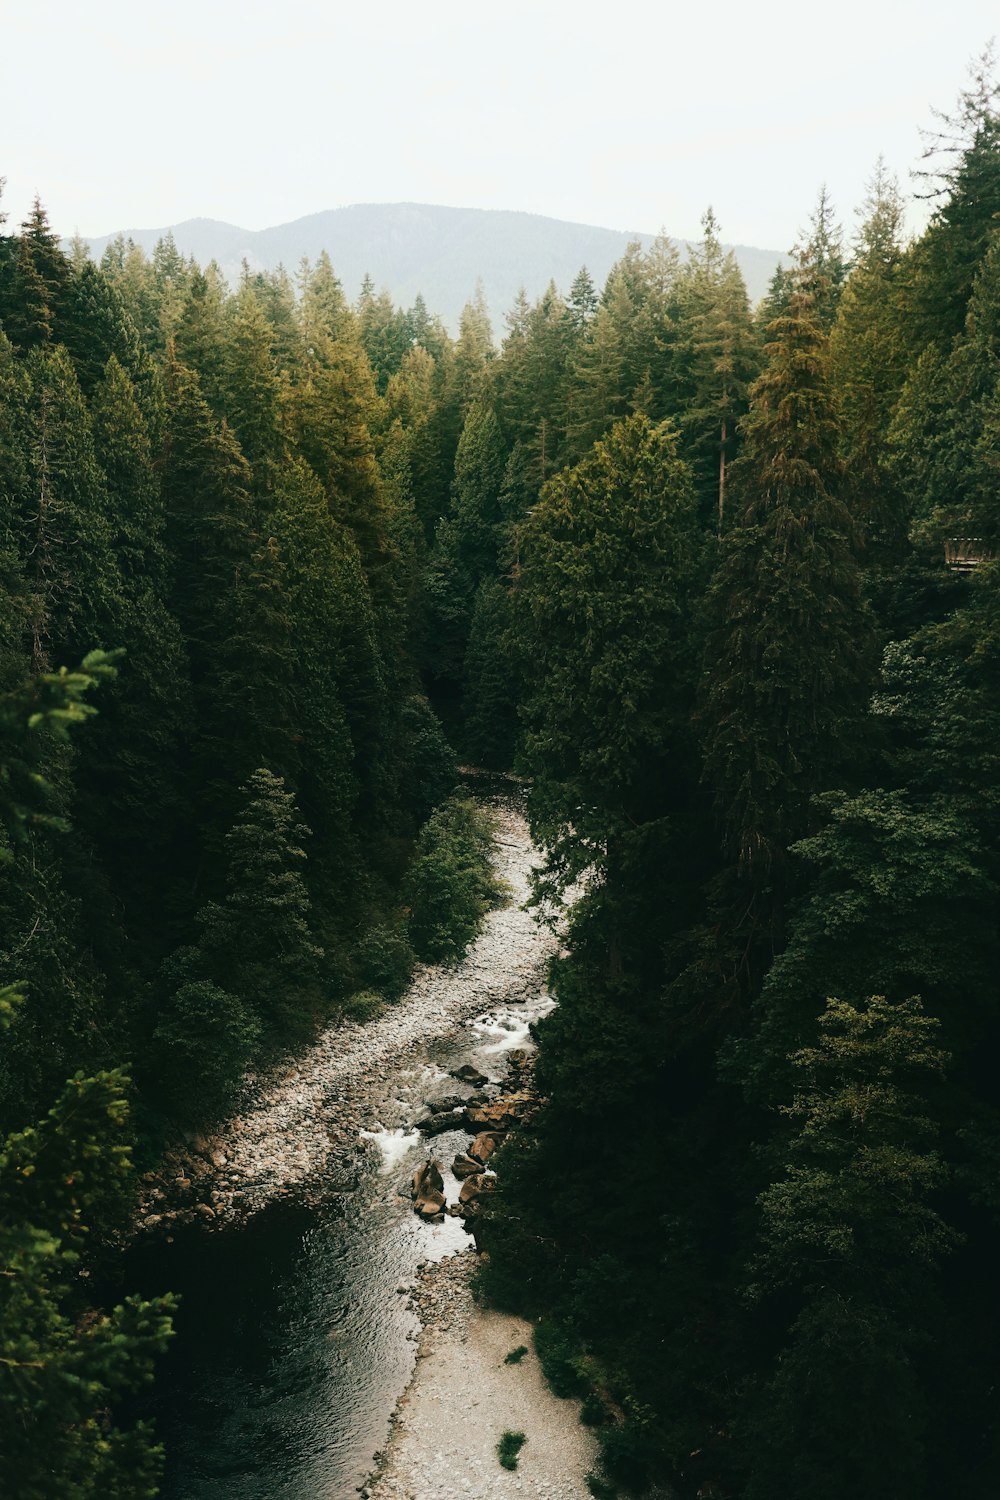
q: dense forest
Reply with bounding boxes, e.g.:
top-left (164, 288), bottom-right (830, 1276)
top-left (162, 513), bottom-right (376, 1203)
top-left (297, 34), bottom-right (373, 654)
top-left (2, 53), bottom-right (1000, 1500)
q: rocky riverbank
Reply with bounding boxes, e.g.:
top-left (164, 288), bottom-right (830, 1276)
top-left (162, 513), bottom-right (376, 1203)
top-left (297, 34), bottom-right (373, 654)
top-left (138, 790), bottom-right (559, 1237)
top-left (364, 1251), bottom-right (599, 1500)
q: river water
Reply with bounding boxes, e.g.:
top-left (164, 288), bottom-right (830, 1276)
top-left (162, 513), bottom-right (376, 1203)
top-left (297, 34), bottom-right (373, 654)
top-left (127, 787), bottom-right (555, 1500)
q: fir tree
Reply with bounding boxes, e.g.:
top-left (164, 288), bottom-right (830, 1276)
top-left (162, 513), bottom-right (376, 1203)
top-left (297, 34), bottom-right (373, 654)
top-left (700, 288), bottom-right (876, 883)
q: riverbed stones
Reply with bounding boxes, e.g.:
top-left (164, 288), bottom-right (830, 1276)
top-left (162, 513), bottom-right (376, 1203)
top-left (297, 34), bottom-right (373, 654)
top-left (463, 1092), bottom-right (538, 1131)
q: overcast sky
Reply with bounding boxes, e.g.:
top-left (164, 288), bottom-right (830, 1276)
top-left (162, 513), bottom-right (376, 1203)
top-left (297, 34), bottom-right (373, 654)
top-left (1, 1), bottom-right (996, 252)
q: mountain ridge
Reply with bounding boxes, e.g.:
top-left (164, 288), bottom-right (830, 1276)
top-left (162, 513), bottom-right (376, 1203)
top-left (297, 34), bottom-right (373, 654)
top-left (77, 202), bottom-right (787, 331)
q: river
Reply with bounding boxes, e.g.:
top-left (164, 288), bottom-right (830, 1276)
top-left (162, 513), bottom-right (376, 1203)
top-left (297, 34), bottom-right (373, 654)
top-left (126, 782), bottom-right (557, 1499)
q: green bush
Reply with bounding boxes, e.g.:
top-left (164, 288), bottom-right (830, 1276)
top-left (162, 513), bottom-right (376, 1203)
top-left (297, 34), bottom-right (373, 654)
top-left (585, 1474), bottom-right (617, 1500)
top-left (342, 990), bottom-right (387, 1023)
top-left (497, 1430), bottom-right (526, 1470)
top-left (152, 979), bottom-right (260, 1121)
top-left (580, 1392), bottom-right (608, 1426)
top-left (352, 921), bottom-right (415, 1002)
top-left (504, 1344), bottom-right (529, 1364)
top-left (534, 1318), bottom-right (590, 1399)
top-left (404, 795), bottom-right (507, 964)
top-left (598, 1419), bottom-right (659, 1493)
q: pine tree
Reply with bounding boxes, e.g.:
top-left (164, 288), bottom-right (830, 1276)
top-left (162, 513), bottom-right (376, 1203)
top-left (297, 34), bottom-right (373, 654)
top-left (742, 995), bottom-right (956, 1500)
top-left (81, 357), bottom-right (191, 921)
top-left (829, 161), bottom-right (910, 559)
top-left (20, 344), bottom-right (121, 671)
top-left (677, 209), bottom-right (758, 530)
top-left (190, 768), bottom-right (324, 1039)
top-left (161, 353), bottom-right (296, 827)
top-left (0, 199), bottom-right (70, 352)
top-left (700, 288), bottom-right (876, 883)
top-left (519, 413), bottom-right (702, 893)
top-left (908, 47), bottom-right (1000, 346)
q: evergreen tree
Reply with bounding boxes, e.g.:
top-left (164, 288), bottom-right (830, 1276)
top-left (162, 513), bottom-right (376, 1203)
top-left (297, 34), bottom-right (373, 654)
top-left (677, 209), bottom-right (758, 530)
top-left (742, 995), bottom-right (956, 1500)
top-left (829, 161), bottom-right (910, 560)
top-left (191, 768), bottom-right (324, 1038)
top-left (519, 413), bottom-right (702, 893)
top-left (700, 288), bottom-right (875, 885)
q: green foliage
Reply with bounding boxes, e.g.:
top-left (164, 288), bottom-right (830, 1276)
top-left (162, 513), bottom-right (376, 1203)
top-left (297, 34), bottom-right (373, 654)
top-left (496, 1430), bottom-right (526, 1470)
top-left (342, 990), bottom-right (388, 1024)
top-left (0, 651), bottom-right (119, 854)
top-left (504, 1343), bottom-right (529, 1364)
top-left (352, 921), bottom-right (415, 1003)
top-left (393, 694), bottom-right (458, 829)
top-left (533, 1318), bottom-right (589, 1399)
top-left (192, 768), bottom-right (324, 1039)
top-left (519, 412), bottom-right (703, 896)
top-left (404, 795), bottom-right (505, 963)
top-left (585, 1472), bottom-right (617, 1500)
top-left (579, 1392), bottom-right (608, 1427)
top-left (151, 978), bottom-right (260, 1120)
top-left (0, 1072), bottom-right (175, 1499)
top-left (700, 287), bottom-right (876, 879)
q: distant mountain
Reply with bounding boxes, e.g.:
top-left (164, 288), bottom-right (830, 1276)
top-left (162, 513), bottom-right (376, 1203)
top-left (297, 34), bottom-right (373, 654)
top-left (78, 203), bottom-right (787, 331)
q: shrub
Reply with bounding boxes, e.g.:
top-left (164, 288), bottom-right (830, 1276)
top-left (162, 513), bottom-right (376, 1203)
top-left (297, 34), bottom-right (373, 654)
top-left (586, 1474), bottom-right (617, 1500)
top-left (343, 990), bottom-right (387, 1024)
top-left (152, 979), bottom-right (260, 1121)
top-left (598, 1419), bottom-right (659, 1493)
top-left (352, 921), bottom-right (415, 1002)
top-left (580, 1392), bottom-right (609, 1426)
top-left (504, 1344), bottom-right (529, 1364)
top-left (497, 1431), bottom-right (526, 1470)
top-left (404, 795), bottom-right (507, 964)
top-left (534, 1318), bottom-right (589, 1399)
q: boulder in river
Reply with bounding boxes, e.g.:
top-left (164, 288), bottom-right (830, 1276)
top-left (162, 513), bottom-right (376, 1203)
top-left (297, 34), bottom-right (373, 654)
top-left (416, 1192), bottom-right (446, 1219)
top-left (422, 1093), bottom-right (466, 1113)
top-left (451, 1063), bottom-right (489, 1087)
top-left (458, 1172), bottom-right (497, 1205)
top-left (411, 1159), bottom-right (444, 1200)
top-left (419, 1109), bottom-right (464, 1137)
top-left (452, 1152), bottom-right (482, 1179)
top-left (469, 1132), bottom-right (500, 1164)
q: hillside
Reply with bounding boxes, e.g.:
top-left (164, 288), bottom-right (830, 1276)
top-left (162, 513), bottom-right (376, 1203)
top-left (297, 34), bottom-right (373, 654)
top-left (79, 202), bottom-right (786, 328)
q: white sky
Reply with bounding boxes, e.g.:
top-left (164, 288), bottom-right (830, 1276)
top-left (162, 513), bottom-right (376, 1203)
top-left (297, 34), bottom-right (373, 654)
top-left (1, 0), bottom-right (996, 251)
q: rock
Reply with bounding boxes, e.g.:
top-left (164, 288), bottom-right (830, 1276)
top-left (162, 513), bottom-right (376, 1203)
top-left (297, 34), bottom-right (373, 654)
top-left (422, 1093), bottom-right (465, 1113)
top-left (451, 1063), bottom-right (489, 1087)
top-left (469, 1132), bottom-right (500, 1164)
top-left (411, 1159), bottom-right (444, 1201)
top-left (463, 1092), bottom-right (537, 1130)
top-left (419, 1110), bottom-right (463, 1137)
top-left (451, 1152), bottom-right (482, 1179)
top-left (210, 1150), bottom-right (228, 1169)
top-left (415, 1191), bottom-right (446, 1218)
top-left (458, 1173), bottom-right (489, 1204)
top-left (195, 1203), bottom-right (216, 1220)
